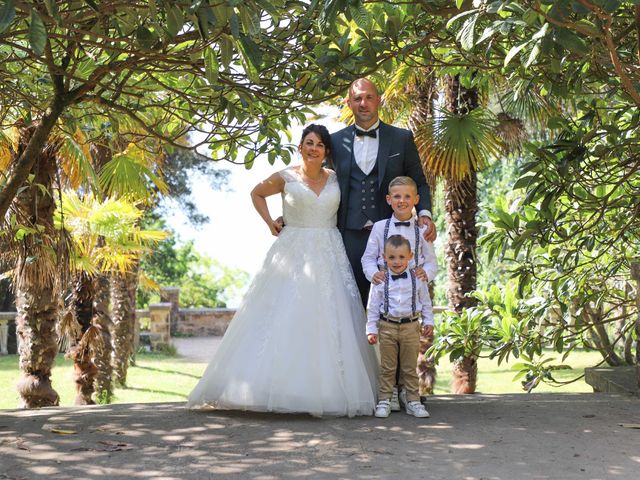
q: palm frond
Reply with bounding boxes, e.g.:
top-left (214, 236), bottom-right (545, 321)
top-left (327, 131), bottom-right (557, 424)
top-left (0, 127), bottom-right (19, 172)
top-left (415, 108), bottom-right (503, 182)
top-left (55, 129), bottom-right (99, 191)
top-left (99, 143), bottom-right (168, 203)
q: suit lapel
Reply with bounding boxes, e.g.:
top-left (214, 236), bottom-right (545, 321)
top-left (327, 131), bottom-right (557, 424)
top-left (337, 126), bottom-right (355, 193)
top-left (377, 121), bottom-right (391, 188)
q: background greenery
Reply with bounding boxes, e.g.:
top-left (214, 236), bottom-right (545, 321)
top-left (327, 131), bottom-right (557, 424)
top-left (0, 349), bottom-right (599, 410)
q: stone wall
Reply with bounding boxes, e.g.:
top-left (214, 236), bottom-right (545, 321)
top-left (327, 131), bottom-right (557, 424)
top-left (175, 308), bottom-right (235, 336)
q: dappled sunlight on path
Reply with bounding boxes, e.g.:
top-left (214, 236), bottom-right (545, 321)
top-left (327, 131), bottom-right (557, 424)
top-left (1, 394), bottom-right (638, 479)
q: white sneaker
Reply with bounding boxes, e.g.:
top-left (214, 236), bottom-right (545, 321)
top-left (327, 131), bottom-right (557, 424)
top-left (374, 400), bottom-right (391, 418)
top-left (405, 400), bottom-right (430, 418)
top-left (390, 387), bottom-right (401, 412)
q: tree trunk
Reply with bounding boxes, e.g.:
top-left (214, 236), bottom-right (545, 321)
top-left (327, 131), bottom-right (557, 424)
top-left (111, 263), bottom-right (139, 386)
top-left (451, 356), bottom-right (478, 394)
top-left (444, 173), bottom-right (478, 312)
top-left (93, 272), bottom-right (114, 403)
top-left (444, 75), bottom-right (479, 313)
top-left (0, 97), bottom-right (66, 220)
top-left (14, 125), bottom-right (61, 408)
top-left (407, 69), bottom-right (439, 397)
top-left (70, 272), bottom-right (97, 405)
top-left (444, 75), bottom-right (480, 393)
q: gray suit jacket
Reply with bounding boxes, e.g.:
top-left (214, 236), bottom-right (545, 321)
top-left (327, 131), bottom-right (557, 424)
top-left (331, 121), bottom-right (431, 232)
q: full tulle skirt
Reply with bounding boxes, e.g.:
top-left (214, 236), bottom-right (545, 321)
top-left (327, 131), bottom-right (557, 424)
top-left (187, 226), bottom-right (378, 417)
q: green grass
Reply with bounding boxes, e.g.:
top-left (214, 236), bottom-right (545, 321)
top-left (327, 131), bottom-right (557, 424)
top-left (433, 349), bottom-right (601, 394)
top-left (0, 349), bottom-right (602, 409)
top-left (0, 352), bottom-right (208, 410)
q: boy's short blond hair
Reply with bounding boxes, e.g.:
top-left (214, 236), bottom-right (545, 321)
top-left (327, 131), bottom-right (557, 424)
top-left (388, 176), bottom-right (418, 193)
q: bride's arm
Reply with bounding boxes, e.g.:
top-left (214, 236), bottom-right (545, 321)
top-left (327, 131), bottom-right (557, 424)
top-left (251, 172), bottom-right (286, 236)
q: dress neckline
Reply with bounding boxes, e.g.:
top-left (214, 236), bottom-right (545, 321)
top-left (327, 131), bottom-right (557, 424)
top-left (292, 167), bottom-right (333, 198)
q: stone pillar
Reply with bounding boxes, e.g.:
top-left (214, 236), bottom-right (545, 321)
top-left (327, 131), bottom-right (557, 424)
top-left (630, 261), bottom-right (640, 387)
top-left (0, 319), bottom-right (8, 355)
top-left (149, 302), bottom-right (172, 351)
top-left (160, 287), bottom-right (180, 335)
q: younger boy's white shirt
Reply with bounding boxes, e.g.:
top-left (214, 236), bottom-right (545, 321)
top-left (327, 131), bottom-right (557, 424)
top-left (361, 214), bottom-right (438, 282)
top-left (365, 273), bottom-right (434, 335)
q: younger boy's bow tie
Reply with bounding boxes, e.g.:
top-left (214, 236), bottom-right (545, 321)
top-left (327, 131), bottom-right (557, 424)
top-left (394, 221), bottom-right (411, 227)
top-left (355, 128), bottom-right (377, 138)
top-left (391, 272), bottom-right (408, 280)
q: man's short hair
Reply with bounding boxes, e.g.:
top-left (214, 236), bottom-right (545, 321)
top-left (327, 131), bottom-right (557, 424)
top-left (388, 176), bottom-right (418, 193)
top-left (384, 234), bottom-right (411, 252)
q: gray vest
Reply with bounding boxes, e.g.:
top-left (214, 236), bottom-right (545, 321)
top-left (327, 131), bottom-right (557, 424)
top-left (346, 162), bottom-right (379, 229)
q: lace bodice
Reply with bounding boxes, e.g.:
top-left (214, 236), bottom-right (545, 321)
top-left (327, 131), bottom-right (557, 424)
top-left (279, 167), bottom-right (339, 228)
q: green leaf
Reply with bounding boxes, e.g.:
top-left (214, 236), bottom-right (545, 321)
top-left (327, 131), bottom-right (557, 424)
top-left (238, 33), bottom-right (262, 69)
top-left (44, 0), bottom-right (60, 24)
top-left (504, 41), bottom-right (529, 66)
top-left (136, 25), bottom-right (156, 49)
top-left (204, 48), bottom-right (219, 84)
top-left (219, 35), bottom-right (233, 70)
top-left (458, 13), bottom-right (479, 50)
top-left (0, 0), bottom-right (15, 34)
top-left (456, 0), bottom-right (464, 8)
top-left (229, 11), bottom-right (240, 38)
top-left (166, 6), bottom-right (184, 38)
top-left (29, 9), bottom-right (47, 56)
top-left (602, 0), bottom-right (621, 13)
top-left (554, 28), bottom-right (589, 55)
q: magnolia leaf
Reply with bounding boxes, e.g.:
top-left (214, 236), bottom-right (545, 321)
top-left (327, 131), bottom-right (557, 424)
top-left (166, 6), bottom-right (184, 38)
top-left (29, 9), bottom-right (47, 56)
top-left (229, 11), bottom-right (240, 38)
top-left (238, 33), bottom-right (262, 69)
top-left (44, 0), bottom-right (60, 24)
top-left (204, 47), bottom-right (219, 84)
top-left (0, 0), bottom-right (15, 33)
top-left (136, 25), bottom-right (155, 49)
top-left (458, 13), bottom-right (478, 50)
top-left (504, 41), bottom-right (529, 66)
top-left (219, 34), bottom-right (233, 69)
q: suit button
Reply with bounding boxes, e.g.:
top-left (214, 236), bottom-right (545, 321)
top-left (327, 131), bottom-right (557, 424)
top-left (361, 206), bottom-right (366, 210)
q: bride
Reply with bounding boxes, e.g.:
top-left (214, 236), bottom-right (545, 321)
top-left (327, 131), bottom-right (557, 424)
top-left (187, 124), bottom-right (377, 417)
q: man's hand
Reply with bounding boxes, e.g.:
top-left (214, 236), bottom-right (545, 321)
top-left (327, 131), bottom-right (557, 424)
top-left (421, 325), bottom-right (434, 337)
top-left (371, 271), bottom-right (385, 285)
top-left (414, 266), bottom-right (428, 282)
top-left (367, 333), bottom-right (378, 345)
top-left (419, 216), bottom-right (437, 242)
top-left (268, 219), bottom-right (283, 236)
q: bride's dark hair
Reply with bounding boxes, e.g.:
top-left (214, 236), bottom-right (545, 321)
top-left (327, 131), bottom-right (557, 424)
top-left (300, 124), bottom-right (334, 168)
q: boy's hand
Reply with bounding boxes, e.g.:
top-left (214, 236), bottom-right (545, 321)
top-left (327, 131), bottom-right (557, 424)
top-left (419, 216), bottom-right (437, 242)
top-left (371, 271), bottom-right (385, 285)
top-left (421, 325), bottom-right (434, 337)
top-left (367, 334), bottom-right (378, 345)
top-left (414, 266), bottom-right (428, 282)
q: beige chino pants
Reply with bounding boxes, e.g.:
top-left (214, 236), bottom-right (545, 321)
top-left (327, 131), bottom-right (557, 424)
top-left (378, 320), bottom-right (421, 402)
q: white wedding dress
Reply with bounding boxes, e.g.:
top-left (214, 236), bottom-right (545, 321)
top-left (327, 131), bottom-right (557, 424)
top-left (187, 167), bottom-right (377, 416)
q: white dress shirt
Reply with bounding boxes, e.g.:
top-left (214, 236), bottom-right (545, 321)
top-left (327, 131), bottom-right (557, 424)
top-left (366, 270), bottom-right (434, 334)
top-left (353, 120), bottom-right (380, 175)
top-left (361, 214), bottom-right (438, 283)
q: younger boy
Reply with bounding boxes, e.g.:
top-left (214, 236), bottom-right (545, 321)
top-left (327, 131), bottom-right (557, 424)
top-left (366, 235), bottom-right (433, 418)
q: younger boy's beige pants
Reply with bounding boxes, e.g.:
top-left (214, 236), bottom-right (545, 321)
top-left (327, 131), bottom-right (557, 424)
top-left (378, 320), bottom-right (421, 402)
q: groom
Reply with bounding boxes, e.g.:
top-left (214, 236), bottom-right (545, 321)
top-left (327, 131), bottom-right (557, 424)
top-left (332, 78), bottom-right (435, 306)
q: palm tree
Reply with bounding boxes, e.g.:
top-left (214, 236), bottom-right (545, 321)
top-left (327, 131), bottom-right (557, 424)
top-left (57, 191), bottom-right (168, 400)
top-left (1, 121), bottom-right (66, 407)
